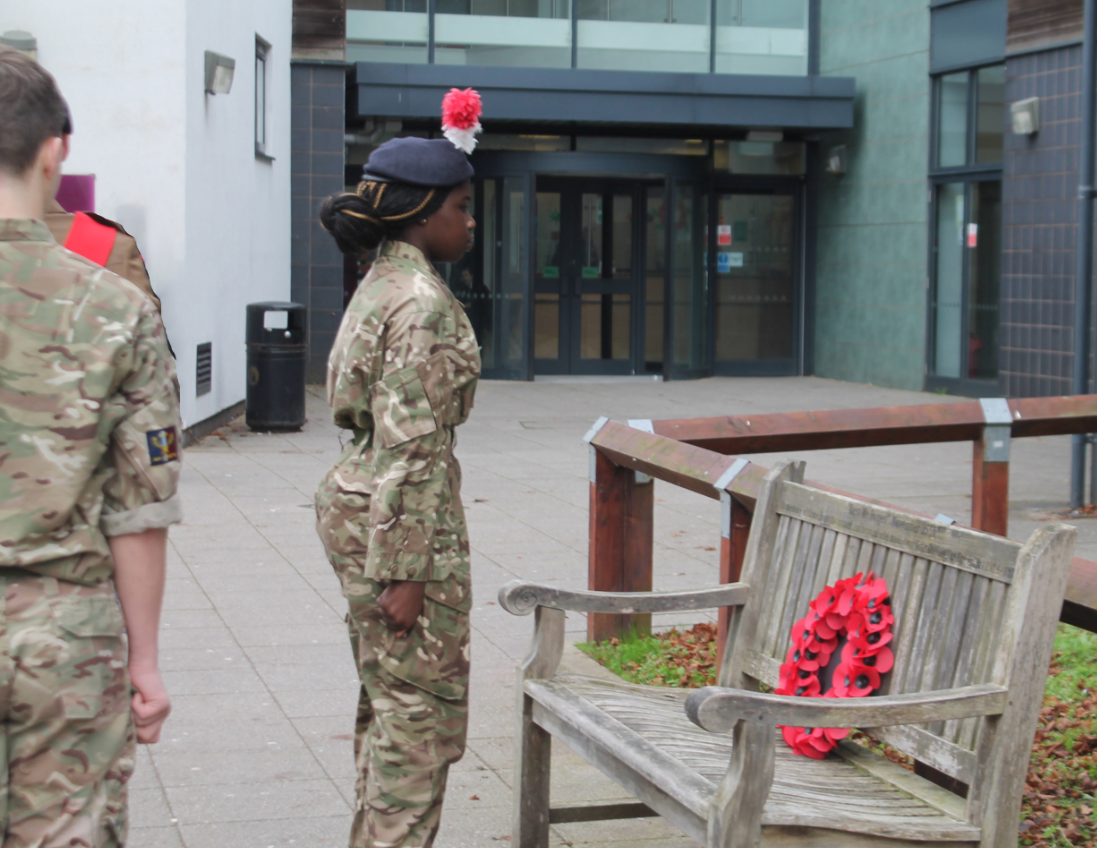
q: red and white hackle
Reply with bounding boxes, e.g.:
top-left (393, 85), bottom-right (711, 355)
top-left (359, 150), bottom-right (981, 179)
top-left (441, 88), bottom-right (483, 154)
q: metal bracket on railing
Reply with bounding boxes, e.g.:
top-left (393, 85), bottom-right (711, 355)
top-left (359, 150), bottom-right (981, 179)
top-left (628, 419), bottom-right (655, 484)
top-left (715, 458), bottom-right (750, 538)
top-left (934, 514), bottom-right (957, 525)
top-left (585, 416), bottom-right (609, 482)
top-left (979, 398), bottom-right (1013, 463)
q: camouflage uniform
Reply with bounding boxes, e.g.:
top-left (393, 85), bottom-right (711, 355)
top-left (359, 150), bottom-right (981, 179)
top-left (0, 218), bottom-right (181, 847)
top-left (315, 240), bottom-right (480, 848)
top-left (44, 201), bottom-right (164, 313)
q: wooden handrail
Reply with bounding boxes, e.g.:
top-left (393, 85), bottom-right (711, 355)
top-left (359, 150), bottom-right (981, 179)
top-left (586, 408), bottom-right (1097, 641)
top-left (650, 394), bottom-right (1097, 454)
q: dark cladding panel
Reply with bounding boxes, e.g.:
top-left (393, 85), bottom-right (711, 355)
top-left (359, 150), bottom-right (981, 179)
top-left (353, 63), bottom-right (856, 132)
top-left (293, 0), bottom-right (347, 55)
top-left (931, 0), bottom-right (1007, 70)
top-left (1008, 0), bottom-right (1083, 54)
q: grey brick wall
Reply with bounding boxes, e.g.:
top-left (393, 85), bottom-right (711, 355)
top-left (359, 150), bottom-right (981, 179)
top-left (291, 63), bottom-right (347, 383)
top-left (1001, 45), bottom-right (1084, 397)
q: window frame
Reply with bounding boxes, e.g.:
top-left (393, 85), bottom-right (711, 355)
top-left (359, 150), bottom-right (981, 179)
top-left (925, 61), bottom-right (1005, 396)
top-left (255, 34), bottom-right (273, 161)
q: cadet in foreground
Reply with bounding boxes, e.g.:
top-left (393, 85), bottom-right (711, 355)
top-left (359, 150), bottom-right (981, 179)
top-left (0, 46), bottom-right (180, 846)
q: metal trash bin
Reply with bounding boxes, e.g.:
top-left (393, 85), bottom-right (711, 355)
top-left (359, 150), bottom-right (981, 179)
top-left (245, 301), bottom-right (307, 431)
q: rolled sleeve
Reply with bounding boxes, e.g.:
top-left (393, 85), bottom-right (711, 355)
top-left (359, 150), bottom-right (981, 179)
top-left (102, 493), bottom-right (183, 537)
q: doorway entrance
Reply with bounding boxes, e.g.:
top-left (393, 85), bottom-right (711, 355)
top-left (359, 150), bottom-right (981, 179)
top-left (713, 189), bottom-right (799, 374)
top-left (533, 178), bottom-right (663, 375)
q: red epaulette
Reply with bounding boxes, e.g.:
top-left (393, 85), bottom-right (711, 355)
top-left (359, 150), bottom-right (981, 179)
top-left (64, 211), bottom-right (118, 267)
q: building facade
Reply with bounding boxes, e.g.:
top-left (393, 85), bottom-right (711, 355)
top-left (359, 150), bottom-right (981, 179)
top-left (3, 0), bottom-right (292, 432)
top-left (293, 0), bottom-right (858, 381)
top-left (287, 0), bottom-right (1095, 400)
top-left (6, 1), bottom-right (1084, 411)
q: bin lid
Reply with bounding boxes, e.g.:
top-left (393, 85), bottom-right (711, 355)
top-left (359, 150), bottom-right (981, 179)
top-left (247, 301), bottom-right (305, 313)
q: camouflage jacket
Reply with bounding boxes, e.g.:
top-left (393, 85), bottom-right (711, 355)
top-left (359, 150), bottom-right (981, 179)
top-left (45, 201), bottom-right (163, 312)
top-left (321, 240), bottom-right (481, 586)
top-left (0, 219), bottom-right (182, 585)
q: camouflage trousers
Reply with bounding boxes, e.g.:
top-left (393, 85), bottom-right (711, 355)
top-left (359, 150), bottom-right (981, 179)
top-left (0, 573), bottom-right (134, 848)
top-left (344, 580), bottom-right (470, 848)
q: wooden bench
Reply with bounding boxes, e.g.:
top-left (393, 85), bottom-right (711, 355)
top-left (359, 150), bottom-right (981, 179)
top-left (499, 460), bottom-right (1077, 848)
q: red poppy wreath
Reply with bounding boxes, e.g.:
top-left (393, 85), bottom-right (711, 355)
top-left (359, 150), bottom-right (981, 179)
top-left (776, 572), bottom-right (895, 759)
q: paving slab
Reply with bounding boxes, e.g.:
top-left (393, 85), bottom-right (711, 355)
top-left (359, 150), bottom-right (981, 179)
top-left (130, 376), bottom-right (1087, 847)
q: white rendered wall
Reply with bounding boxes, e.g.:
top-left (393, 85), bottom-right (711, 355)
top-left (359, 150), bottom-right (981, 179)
top-left (184, 0), bottom-right (292, 427)
top-left (1, 0), bottom-right (292, 428)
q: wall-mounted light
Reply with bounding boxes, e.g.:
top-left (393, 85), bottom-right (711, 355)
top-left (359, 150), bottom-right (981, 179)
top-left (0, 30), bottom-right (37, 59)
top-left (826, 145), bottom-right (847, 175)
top-left (204, 51), bottom-right (236, 95)
top-left (1010, 97), bottom-right (1040, 135)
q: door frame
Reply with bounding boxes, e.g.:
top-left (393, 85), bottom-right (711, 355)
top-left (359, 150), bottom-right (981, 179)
top-left (708, 173), bottom-right (805, 377)
top-left (472, 150), bottom-right (707, 380)
top-left (534, 176), bottom-right (657, 376)
top-left (924, 173), bottom-right (1003, 398)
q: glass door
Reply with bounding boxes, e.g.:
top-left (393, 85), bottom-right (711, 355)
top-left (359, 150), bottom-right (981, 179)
top-left (928, 177), bottom-right (1001, 391)
top-left (534, 178), bottom-right (638, 375)
top-left (667, 180), bottom-right (710, 378)
top-left (712, 189), bottom-right (797, 375)
top-left (444, 175), bottom-right (531, 380)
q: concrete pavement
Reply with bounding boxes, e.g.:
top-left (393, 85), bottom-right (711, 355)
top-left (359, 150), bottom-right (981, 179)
top-left (129, 376), bottom-right (1089, 847)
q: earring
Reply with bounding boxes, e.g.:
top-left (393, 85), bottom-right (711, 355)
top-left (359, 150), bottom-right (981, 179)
top-left (419, 218), bottom-right (427, 225)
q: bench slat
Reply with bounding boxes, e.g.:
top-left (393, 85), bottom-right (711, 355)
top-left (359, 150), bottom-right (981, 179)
top-left (943, 575), bottom-right (990, 743)
top-left (777, 482), bottom-right (1018, 582)
top-left (862, 724), bottom-right (977, 785)
top-left (538, 675), bottom-right (981, 842)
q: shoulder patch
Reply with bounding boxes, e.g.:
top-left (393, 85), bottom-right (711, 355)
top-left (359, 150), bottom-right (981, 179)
top-left (147, 427), bottom-right (180, 466)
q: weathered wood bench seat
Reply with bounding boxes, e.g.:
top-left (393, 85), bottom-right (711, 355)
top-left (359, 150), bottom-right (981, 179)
top-left (499, 461), bottom-right (1077, 848)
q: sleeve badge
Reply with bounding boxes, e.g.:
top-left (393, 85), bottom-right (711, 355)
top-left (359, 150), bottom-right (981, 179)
top-left (147, 427), bottom-right (180, 466)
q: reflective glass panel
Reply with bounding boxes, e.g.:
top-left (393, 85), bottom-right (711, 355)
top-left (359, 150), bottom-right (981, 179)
top-left (715, 194), bottom-right (794, 361)
top-left (671, 183), bottom-right (707, 369)
top-left (968, 181), bottom-right (1001, 380)
top-left (346, 1), bottom-right (429, 63)
top-left (932, 183), bottom-right (965, 378)
top-left (579, 193), bottom-right (602, 278)
top-left (575, 137), bottom-right (708, 156)
top-left (436, 0), bottom-right (571, 68)
top-left (478, 134), bottom-right (570, 152)
top-left (714, 0), bottom-right (807, 75)
top-left (937, 72), bottom-right (969, 168)
top-left (580, 294), bottom-right (631, 359)
top-left (499, 177), bottom-right (527, 372)
top-left (646, 187), bottom-right (666, 369)
top-left (441, 186), bottom-right (485, 359)
top-left (535, 192), bottom-right (562, 360)
top-left (577, 0), bottom-right (710, 73)
top-left (714, 141), bottom-right (805, 175)
top-left (578, 193), bottom-right (631, 361)
top-left (975, 64), bottom-right (1005, 164)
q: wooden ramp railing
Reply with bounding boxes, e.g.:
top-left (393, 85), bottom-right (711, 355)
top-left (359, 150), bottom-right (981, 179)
top-left (584, 396), bottom-right (1097, 645)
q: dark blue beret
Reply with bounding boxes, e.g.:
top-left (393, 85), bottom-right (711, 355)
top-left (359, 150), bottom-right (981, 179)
top-left (362, 137), bottom-right (474, 187)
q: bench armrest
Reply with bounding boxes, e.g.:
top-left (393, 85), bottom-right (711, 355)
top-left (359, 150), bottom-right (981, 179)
top-left (498, 580), bottom-right (751, 616)
top-left (685, 683), bottom-right (1009, 733)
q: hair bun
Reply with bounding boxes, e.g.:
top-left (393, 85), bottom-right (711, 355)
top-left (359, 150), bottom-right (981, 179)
top-left (319, 193), bottom-right (385, 255)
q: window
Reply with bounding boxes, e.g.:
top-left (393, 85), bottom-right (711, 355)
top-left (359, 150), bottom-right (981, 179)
top-left (255, 36), bottom-right (271, 159)
top-left (927, 63), bottom-right (1004, 393)
top-left (933, 65), bottom-right (1004, 170)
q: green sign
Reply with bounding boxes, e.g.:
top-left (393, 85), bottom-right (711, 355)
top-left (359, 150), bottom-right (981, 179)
top-left (733, 220), bottom-right (749, 242)
top-left (582, 266), bottom-right (600, 278)
top-left (542, 265), bottom-right (559, 278)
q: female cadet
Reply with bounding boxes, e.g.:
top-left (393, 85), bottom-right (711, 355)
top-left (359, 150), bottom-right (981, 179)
top-left (315, 133), bottom-right (480, 848)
